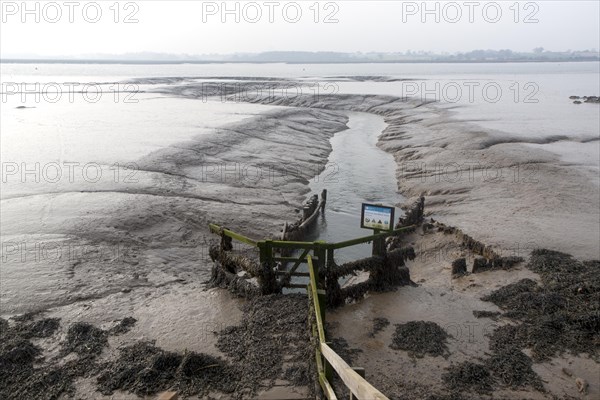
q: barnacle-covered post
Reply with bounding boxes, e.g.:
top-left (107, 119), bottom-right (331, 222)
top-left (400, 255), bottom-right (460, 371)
top-left (257, 239), bottom-right (278, 294)
top-left (372, 229), bottom-right (386, 257)
top-left (320, 189), bottom-right (327, 212)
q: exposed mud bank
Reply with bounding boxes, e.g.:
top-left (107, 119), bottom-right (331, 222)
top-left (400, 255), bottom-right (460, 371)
top-left (0, 294), bottom-right (313, 400)
top-left (328, 225), bottom-right (599, 399)
top-left (177, 87), bottom-right (598, 260)
top-left (1, 93), bottom-right (348, 398)
top-left (2, 77), bottom-right (598, 399)
top-left (1, 105), bottom-right (348, 316)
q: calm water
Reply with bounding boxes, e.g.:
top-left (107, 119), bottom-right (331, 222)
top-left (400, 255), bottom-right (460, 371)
top-left (1, 61), bottom-right (598, 251)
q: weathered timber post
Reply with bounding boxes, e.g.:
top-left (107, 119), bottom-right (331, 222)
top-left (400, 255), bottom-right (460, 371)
top-left (313, 241), bottom-right (333, 383)
top-left (321, 189), bottom-right (327, 212)
top-left (372, 229), bottom-right (386, 257)
top-left (258, 240), bottom-right (278, 294)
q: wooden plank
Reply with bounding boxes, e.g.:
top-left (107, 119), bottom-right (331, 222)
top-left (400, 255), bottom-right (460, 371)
top-left (321, 343), bottom-right (388, 400)
top-left (319, 372), bottom-right (338, 400)
top-left (298, 199), bottom-right (325, 229)
top-left (349, 368), bottom-right (365, 400)
top-left (157, 392), bottom-right (178, 400)
top-left (307, 256), bottom-right (326, 343)
top-left (268, 240), bottom-right (321, 249)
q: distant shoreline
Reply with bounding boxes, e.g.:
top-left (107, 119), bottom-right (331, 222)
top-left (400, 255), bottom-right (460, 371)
top-left (2, 58), bottom-right (599, 65)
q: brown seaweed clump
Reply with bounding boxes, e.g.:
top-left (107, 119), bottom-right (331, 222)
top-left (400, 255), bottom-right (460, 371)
top-left (484, 346), bottom-right (544, 390)
top-left (0, 316), bottom-right (138, 400)
top-left (389, 321), bottom-right (451, 358)
top-left (96, 342), bottom-right (236, 398)
top-left (369, 317), bottom-right (390, 337)
top-left (215, 294), bottom-right (315, 397)
top-left (442, 361), bottom-right (493, 394)
top-left (483, 249), bottom-right (600, 362)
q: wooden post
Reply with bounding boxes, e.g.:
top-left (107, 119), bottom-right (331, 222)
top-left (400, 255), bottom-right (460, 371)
top-left (303, 206), bottom-right (311, 221)
top-left (321, 189), bottom-right (327, 212)
top-left (265, 240), bottom-right (273, 265)
top-left (349, 368), bottom-right (365, 400)
top-left (326, 248), bottom-right (334, 270)
top-left (372, 229), bottom-right (385, 257)
top-left (313, 242), bottom-right (333, 383)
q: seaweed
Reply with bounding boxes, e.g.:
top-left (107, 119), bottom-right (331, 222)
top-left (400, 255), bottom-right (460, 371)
top-left (485, 347), bottom-right (544, 390)
top-left (369, 317), bottom-right (390, 337)
top-left (482, 249), bottom-right (600, 361)
top-left (61, 322), bottom-right (108, 357)
top-left (389, 321), bottom-right (450, 358)
top-left (96, 342), bottom-right (236, 397)
top-left (109, 316), bottom-right (137, 335)
top-left (442, 361), bottom-right (493, 394)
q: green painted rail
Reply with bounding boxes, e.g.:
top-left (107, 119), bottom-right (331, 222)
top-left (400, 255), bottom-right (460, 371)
top-left (208, 222), bottom-right (413, 399)
top-left (209, 223), bottom-right (415, 251)
top-left (307, 255), bottom-right (389, 400)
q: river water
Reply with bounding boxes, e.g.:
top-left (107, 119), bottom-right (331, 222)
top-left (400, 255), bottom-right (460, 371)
top-left (306, 111), bottom-right (402, 264)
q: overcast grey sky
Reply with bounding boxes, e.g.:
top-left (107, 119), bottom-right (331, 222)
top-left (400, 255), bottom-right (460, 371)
top-left (1, 0), bottom-right (599, 57)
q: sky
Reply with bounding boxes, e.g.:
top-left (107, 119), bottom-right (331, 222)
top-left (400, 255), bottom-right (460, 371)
top-left (1, 0), bottom-right (599, 58)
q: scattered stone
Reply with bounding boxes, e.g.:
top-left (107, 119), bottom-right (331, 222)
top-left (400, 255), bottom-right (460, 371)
top-left (109, 317), bottom-right (137, 335)
top-left (561, 367), bottom-right (573, 377)
top-left (575, 377), bottom-right (588, 394)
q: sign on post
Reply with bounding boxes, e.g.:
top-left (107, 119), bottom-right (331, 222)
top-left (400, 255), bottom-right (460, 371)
top-left (360, 203), bottom-right (395, 231)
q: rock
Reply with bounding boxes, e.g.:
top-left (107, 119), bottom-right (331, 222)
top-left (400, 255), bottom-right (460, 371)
top-left (569, 96), bottom-right (580, 99)
top-left (573, 101), bottom-right (582, 104)
top-left (575, 377), bottom-right (588, 394)
top-left (561, 367), bottom-right (573, 377)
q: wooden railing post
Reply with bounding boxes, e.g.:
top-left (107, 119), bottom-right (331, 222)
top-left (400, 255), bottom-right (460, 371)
top-left (372, 229), bottom-right (386, 257)
top-left (349, 368), bottom-right (365, 400)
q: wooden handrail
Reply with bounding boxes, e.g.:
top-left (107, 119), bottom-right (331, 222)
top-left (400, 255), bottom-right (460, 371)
top-left (328, 225), bottom-right (416, 249)
top-left (307, 255), bottom-right (389, 400)
top-left (321, 343), bottom-right (388, 400)
top-left (208, 224), bottom-right (257, 246)
top-left (307, 255), bottom-right (326, 343)
top-left (209, 224), bottom-right (415, 250)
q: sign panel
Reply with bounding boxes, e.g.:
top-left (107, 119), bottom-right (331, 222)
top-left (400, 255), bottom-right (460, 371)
top-left (361, 203), bottom-right (395, 231)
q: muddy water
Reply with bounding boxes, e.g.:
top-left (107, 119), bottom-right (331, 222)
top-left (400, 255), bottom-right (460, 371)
top-left (306, 111), bottom-right (404, 264)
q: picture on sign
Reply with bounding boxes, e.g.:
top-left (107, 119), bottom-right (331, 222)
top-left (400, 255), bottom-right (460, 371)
top-left (361, 203), bottom-right (395, 231)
